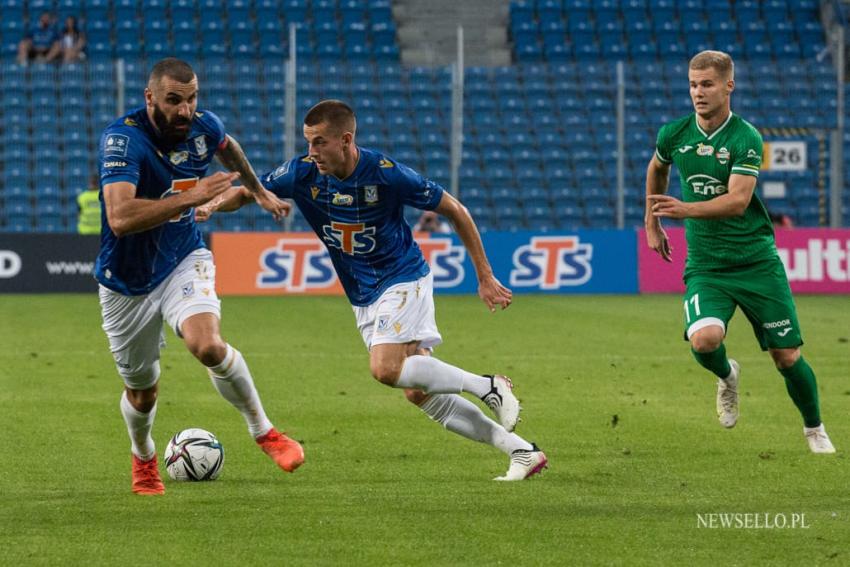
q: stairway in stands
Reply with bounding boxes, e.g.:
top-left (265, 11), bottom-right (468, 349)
top-left (393, 0), bottom-right (511, 66)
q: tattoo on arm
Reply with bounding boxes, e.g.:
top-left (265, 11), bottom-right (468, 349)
top-left (216, 135), bottom-right (264, 194)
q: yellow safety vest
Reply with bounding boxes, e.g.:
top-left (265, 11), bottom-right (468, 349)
top-left (77, 190), bottom-right (101, 235)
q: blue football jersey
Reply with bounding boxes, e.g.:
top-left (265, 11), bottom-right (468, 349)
top-left (95, 107), bottom-right (227, 295)
top-left (262, 148), bottom-right (444, 306)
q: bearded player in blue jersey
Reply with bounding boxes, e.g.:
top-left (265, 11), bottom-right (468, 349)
top-left (203, 100), bottom-right (548, 481)
top-left (96, 58), bottom-right (304, 495)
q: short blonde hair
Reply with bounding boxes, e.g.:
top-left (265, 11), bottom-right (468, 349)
top-left (689, 50), bottom-right (734, 80)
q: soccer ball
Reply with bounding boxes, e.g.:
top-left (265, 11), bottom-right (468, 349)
top-left (164, 428), bottom-right (225, 481)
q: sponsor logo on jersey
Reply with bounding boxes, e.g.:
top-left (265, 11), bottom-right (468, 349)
top-left (696, 143), bottom-right (714, 157)
top-left (162, 178), bottom-right (200, 222)
top-left (322, 222), bottom-right (376, 254)
top-left (377, 315), bottom-right (389, 331)
top-left (678, 145), bottom-right (694, 154)
top-left (747, 148), bottom-right (759, 158)
top-left (686, 174), bottom-right (727, 196)
top-left (379, 158), bottom-right (394, 168)
top-left (332, 193), bottom-right (354, 206)
top-left (193, 136), bottom-right (208, 158)
top-left (763, 319), bottom-right (791, 329)
top-left (364, 185), bottom-right (379, 204)
top-left (257, 237), bottom-right (337, 291)
top-left (416, 236), bottom-right (466, 287)
top-left (169, 150), bottom-right (189, 165)
top-left (777, 328), bottom-right (792, 337)
top-left (509, 236), bottom-right (593, 289)
top-left (310, 186), bottom-right (320, 199)
top-left (104, 134), bottom-right (129, 157)
top-left (102, 161), bottom-right (127, 168)
top-left (716, 147), bottom-right (730, 165)
top-left (272, 162), bottom-right (290, 179)
top-left (123, 118), bottom-right (137, 127)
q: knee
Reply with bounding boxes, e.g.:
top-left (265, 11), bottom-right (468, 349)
top-left (126, 385), bottom-right (157, 413)
top-left (370, 359), bottom-right (403, 386)
top-left (186, 337), bottom-right (227, 367)
top-left (404, 389), bottom-right (429, 405)
top-left (770, 348), bottom-right (800, 369)
top-left (690, 328), bottom-right (724, 352)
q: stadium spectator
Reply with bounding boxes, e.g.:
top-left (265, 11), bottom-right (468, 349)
top-left (95, 58), bottom-right (302, 495)
top-left (16, 11), bottom-right (61, 65)
top-left (645, 50), bottom-right (834, 454)
top-left (413, 210), bottom-right (452, 234)
top-left (769, 210), bottom-right (794, 228)
top-left (200, 100), bottom-right (548, 481)
top-left (76, 174), bottom-right (101, 235)
top-left (59, 16), bottom-right (86, 63)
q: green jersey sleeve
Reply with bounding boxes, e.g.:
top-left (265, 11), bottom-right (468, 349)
top-left (654, 124), bottom-right (673, 164)
top-left (730, 125), bottom-right (763, 177)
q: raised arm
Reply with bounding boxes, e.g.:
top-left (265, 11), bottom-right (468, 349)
top-left (434, 192), bottom-right (512, 312)
top-left (216, 134), bottom-right (290, 220)
top-left (104, 172), bottom-right (238, 237)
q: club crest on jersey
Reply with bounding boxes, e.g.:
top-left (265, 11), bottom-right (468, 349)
top-left (181, 282), bottom-right (195, 298)
top-left (104, 134), bottom-right (129, 157)
top-left (364, 185), bottom-right (378, 204)
top-left (310, 186), bottom-right (320, 200)
top-left (716, 147), bottom-right (730, 165)
top-left (169, 150), bottom-right (189, 165)
top-left (193, 136), bottom-right (208, 158)
top-left (696, 143), bottom-right (714, 157)
top-left (332, 193), bottom-right (354, 206)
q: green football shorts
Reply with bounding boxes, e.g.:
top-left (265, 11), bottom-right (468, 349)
top-left (682, 257), bottom-right (803, 350)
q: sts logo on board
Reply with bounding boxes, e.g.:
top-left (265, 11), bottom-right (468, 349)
top-left (416, 236), bottom-right (466, 287)
top-left (510, 236), bottom-right (593, 289)
top-left (256, 238), bottom-right (336, 291)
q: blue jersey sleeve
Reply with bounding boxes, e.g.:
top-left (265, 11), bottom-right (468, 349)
top-left (201, 110), bottom-right (228, 149)
top-left (261, 158), bottom-right (302, 199)
top-left (99, 127), bottom-right (144, 187)
top-left (387, 160), bottom-right (444, 210)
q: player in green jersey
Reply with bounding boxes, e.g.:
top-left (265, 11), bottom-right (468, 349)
top-left (644, 50), bottom-right (835, 453)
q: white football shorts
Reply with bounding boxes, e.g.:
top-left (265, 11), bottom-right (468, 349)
top-left (99, 248), bottom-right (221, 389)
top-left (353, 272), bottom-right (442, 351)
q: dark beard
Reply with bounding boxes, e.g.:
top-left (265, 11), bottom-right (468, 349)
top-left (152, 104), bottom-right (192, 147)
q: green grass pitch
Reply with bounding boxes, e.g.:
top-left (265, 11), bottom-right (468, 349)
top-left (0, 294), bottom-right (847, 565)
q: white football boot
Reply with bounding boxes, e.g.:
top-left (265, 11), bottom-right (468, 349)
top-left (716, 359), bottom-right (740, 428)
top-left (481, 374), bottom-right (521, 432)
top-left (804, 424), bottom-right (836, 454)
top-left (494, 443), bottom-right (548, 481)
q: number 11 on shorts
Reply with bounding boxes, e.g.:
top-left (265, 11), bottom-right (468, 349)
top-left (684, 293), bottom-right (701, 324)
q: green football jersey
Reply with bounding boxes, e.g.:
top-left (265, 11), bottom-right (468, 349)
top-left (655, 112), bottom-right (777, 273)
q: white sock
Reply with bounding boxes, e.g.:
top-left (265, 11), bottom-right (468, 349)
top-left (207, 344), bottom-right (273, 438)
top-left (120, 391), bottom-right (156, 461)
top-left (396, 355), bottom-right (492, 397)
top-left (420, 394), bottom-right (533, 455)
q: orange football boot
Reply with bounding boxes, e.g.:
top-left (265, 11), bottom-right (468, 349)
top-left (256, 428), bottom-right (305, 473)
top-left (132, 454), bottom-right (165, 495)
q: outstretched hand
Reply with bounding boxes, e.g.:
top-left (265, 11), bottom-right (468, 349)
top-left (255, 189), bottom-right (291, 222)
top-left (479, 275), bottom-right (513, 312)
top-left (647, 194), bottom-right (691, 219)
